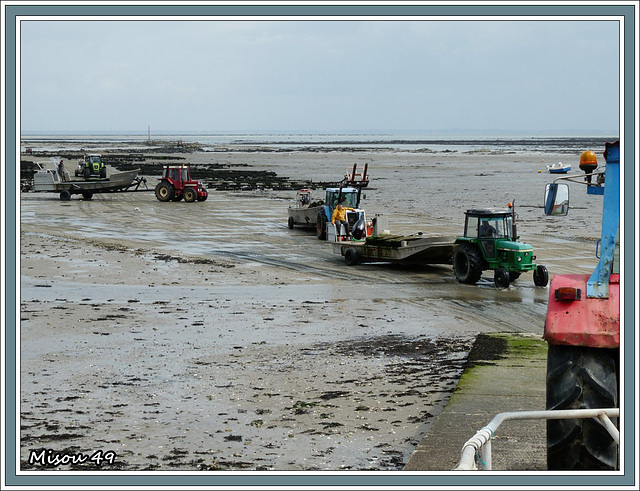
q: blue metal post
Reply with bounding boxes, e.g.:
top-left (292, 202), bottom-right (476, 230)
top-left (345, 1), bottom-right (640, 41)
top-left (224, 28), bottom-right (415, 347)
top-left (587, 141), bottom-right (620, 298)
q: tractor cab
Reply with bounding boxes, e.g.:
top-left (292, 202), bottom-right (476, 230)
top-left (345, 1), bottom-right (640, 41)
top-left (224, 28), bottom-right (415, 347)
top-left (463, 209), bottom-right (515, 239)
top-left (325, 187), bottom-right (359, 210)
top-left (163, 165), bottom-right (190, 183)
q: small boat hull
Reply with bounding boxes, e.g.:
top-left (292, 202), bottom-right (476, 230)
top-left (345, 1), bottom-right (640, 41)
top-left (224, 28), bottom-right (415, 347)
top-left (32, 168), bottom-right (142, 195)
top-left (288, 205), bottom-right (322, 228)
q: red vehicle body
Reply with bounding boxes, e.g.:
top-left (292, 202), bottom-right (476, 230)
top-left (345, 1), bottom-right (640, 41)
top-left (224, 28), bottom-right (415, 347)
top-left (155, 165), bottom-right (208, 202)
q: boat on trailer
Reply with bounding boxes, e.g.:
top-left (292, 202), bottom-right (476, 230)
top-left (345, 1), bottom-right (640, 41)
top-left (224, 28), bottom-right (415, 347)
top-left (30, 162), bottom-right (146, 200)
top-left (287, 188), bottom-right (323, 229)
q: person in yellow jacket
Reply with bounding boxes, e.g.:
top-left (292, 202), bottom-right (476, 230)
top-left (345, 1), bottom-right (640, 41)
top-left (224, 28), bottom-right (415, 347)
top-left (331, 203), bottom-right (355, 236)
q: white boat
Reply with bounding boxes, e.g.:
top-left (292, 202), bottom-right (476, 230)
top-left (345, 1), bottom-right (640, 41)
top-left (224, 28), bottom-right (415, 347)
top-left (547, 162), bottom-right (571, 174)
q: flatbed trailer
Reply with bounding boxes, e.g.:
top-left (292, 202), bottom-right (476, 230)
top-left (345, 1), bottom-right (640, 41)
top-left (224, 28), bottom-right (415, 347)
top-left (332, 233), bottom-right (456, 266)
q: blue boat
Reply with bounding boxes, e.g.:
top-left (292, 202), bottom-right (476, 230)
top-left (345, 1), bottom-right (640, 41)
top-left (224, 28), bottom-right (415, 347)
top-left (547, 162), bottom-right (571, 174)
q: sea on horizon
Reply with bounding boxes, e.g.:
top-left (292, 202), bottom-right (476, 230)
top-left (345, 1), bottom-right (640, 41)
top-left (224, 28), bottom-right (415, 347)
top-left (19, 132), bottom-right (618, 155)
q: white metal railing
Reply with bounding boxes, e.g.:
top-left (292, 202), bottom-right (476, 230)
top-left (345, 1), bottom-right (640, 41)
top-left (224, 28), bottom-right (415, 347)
top-left (454, 408), bottom-right (620, 470)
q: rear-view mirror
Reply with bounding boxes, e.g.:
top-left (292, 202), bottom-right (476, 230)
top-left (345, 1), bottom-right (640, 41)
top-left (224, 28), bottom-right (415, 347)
top-left (544, 183), bottom-right (569, 216)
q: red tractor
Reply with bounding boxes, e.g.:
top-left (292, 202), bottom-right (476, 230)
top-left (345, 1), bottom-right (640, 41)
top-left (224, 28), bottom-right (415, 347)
top-left (155, 164), bottom-right (208, 202)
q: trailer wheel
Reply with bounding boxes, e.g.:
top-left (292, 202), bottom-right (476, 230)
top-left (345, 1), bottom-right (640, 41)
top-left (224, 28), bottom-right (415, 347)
top-left (59, 190), bottom-right (71, 201)
top-left (534, 264), bottom-right (549, 287)
top-left (344, 247), bottom-right (359, 266)
top-left (184, 188), bottom-right (197, 203)
top-left (494, 267), bottom-right (510, 288)
top-left (452, 244), bottom-right (483, 284)
top-left (81, 190), bottom-right (93, 200)
top-left (155, 182), bottom-right (174, 202)
top-left (546, 345), bottom-right (619, 470)
top-left (317, 213), bottom-right (327, 240)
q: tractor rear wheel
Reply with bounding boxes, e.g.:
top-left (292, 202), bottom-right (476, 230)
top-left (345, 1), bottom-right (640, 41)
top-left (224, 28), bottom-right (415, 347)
top-left (546, 345), bottom-right (619, 470)
top-left (184, 187), bottom-right (197, 202)
top-left (317, 213), bottom-right (327, 240)
top-left (494, 267), bottom-right (510, 288)
top-left (453, 243), bottom-right (483, 284)
top-left (534, 264), bottom-right (549, 286)
top-left (155, 182), bottom-right (174, 202)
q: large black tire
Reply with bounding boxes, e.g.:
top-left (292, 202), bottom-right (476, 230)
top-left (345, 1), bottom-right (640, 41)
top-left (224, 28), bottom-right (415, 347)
top-left (509, 271), bottom-right (521, 282)
top-left (81, 190), bottom-right (93, 200)
top-left (316, 213), bottom-right (327, 240)
top-left (546, 345), bottom-right (619, 470)
top-left (452, 243), bottom-right (483, 284)
top-left (83, 167), bottom-right (91, 179)
top-left (155, 182), bottom-right (174, 202)
top-left (534, 264), bottom-right (549, 287)
top-left (59, 190), bottom-right (71, 201)
top-left (288, 216), bottom-right (295, 229)
top-left (494, 267), bottom-right (510, 288)
top-left (184, 187), bottom-right (197, 203)
top-left (344, 247), bottom-right (359, 266)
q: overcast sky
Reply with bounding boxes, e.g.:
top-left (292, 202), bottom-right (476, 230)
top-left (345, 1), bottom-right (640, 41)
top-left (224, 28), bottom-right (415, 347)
top-left (19, 18), bottom-right (621, 135)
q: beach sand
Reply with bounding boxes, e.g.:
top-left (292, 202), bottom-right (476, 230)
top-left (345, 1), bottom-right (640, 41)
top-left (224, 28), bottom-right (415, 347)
top-left (17, 146), bottom-right (603, 471)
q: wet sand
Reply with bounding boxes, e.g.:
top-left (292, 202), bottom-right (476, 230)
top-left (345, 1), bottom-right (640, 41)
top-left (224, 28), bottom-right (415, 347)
top-left (17, 145), bottom-right (603, 471)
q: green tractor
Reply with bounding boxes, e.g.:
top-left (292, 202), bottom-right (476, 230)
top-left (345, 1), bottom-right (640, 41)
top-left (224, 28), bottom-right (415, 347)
top-left (76, 153), bottom-right (107, 179)
top-left (452, 204), bottom-right (549, 288)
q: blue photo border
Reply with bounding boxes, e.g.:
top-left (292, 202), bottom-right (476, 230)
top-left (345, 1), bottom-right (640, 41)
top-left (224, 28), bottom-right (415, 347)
top-left (2, 2), bottom-right (637, 489)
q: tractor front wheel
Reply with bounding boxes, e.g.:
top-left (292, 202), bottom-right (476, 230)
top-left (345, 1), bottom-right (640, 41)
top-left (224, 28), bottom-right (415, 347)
top-left (534, 264), bottom-right (549, 286)
top-left (453, 243), bottom-right (483, 284)
top-left (546, 345), bottom-right (619, 470)
top-left (155, 182), bottom-right (174, 202)
top-left (494, 267), bottom-right (510, 288)
top-left (184, 187), bottom-right (197, 202)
